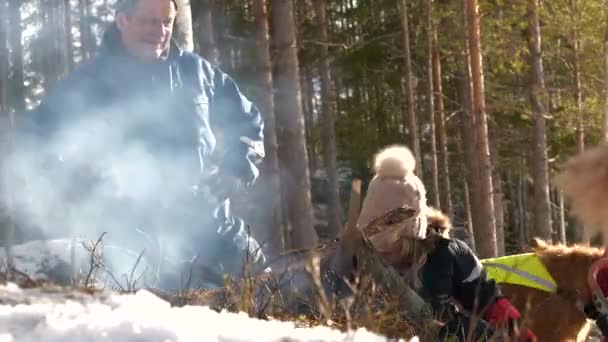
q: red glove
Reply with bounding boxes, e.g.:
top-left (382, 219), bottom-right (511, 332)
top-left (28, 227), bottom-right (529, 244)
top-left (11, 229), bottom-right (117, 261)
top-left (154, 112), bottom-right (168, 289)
top-left (484, 298), bottom-right (521, 327)
top-left (485, 298), bottom-right (538, 341)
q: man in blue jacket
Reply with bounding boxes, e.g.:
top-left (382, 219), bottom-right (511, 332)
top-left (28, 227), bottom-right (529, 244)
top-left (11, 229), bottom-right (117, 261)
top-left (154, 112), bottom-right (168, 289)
top-left (12, 0), bottom-right (267, 288)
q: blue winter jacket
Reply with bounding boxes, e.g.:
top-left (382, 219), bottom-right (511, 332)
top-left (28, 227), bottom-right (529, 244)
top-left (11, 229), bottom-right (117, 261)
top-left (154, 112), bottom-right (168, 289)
top-left (20, 25), bottom-right (265, 185)
top-left (12, 24), bottom-right (267, 286)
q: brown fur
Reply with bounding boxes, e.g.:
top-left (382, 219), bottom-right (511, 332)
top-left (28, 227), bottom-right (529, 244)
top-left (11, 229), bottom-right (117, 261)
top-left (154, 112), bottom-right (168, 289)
top-left (555, 143), bottom-right (608, 242)
top-left (426, 207), bottom-right (451, 238)
top-left (499, 238), bottom-right (604, 341)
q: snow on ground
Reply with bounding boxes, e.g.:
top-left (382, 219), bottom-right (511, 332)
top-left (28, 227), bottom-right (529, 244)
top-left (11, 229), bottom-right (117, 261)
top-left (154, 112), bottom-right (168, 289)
top-left (0, 282), bottom-right (417, 342)
top-left (0, 239), bottom-right (419, 341)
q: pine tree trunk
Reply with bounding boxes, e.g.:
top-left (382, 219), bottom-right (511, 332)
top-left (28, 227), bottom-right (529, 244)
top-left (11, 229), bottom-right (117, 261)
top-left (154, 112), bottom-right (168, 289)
top-left (173, 0), bottom-right (193, 52)
top-left (457, 132), bottom-right (476, 251)
top-left (518, 158), bottom-right (528, 245)
top-left (314, 0), bottom-right (342, 239)
top-left (506, 170), bottom-right (518, 251)
top-left (0, 0), bottom-right (8, 113)
top-left (0, 0), bottom-right (13, 274)
top-left (426, 0), bottom-right (440, 209)
top-left (64, 0), bottom-right (74, 72)
top-left (432, 26), bottom-right (452, 216)
top-left (573, 16), bottom-right (584, 154)
top-left (528, 0), bottom-right (553, 242)
top-left (489, 132), bottom-right (505, 255)
top-left (464, 0), bottom-right (497, 258)
top-left (271, 0), bottom-right (318, 249)
top-left (398, 0), bottom-right (422, 173)
top-left (302, 68), bottom-right (317, 173)
top-left (42, 0), bottom-right (57, 86)
top-left (569, 1), bottom-right (587, 244)
top-left (457, 17), bottom-right (483, 253)
top-left (197, 0), bottom-right (218, 64)
top-left (250, 0), bottom-right (284, 254)
top-left (213, 1), bottom-right (230, 69)
top-left (8, 0), bottom-right (24, 112)
top-left (78, 0), bottom-right (90, 61)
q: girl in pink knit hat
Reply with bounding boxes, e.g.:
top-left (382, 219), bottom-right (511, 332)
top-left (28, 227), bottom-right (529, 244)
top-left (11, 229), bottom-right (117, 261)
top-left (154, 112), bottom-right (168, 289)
top-left (358, 144), bottom-right (536, 342)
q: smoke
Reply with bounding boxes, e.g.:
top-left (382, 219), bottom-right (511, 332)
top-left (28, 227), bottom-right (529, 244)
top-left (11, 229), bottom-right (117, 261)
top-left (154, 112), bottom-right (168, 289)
top-left (4, 86), bottom-right (240, 288)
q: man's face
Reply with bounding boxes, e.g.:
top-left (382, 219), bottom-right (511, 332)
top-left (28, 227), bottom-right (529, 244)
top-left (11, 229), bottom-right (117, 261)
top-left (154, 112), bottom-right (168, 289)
top-left (116, 0), bottom-right (176, 61)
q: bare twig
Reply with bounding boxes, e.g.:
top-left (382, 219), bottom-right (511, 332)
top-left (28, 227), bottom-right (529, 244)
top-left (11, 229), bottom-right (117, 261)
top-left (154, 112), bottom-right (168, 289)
top-left (83, 232), bottom-right (107, 288)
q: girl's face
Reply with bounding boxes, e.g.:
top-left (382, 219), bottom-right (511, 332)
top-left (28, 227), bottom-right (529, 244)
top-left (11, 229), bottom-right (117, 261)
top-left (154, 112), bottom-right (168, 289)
top-left (378, 248), bottom-right (403, 266)
top-left (368, 231), bottom-right (403, 266)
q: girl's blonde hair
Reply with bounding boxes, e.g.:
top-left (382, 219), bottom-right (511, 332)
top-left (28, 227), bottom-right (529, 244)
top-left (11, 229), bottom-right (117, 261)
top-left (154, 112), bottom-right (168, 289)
top-left (364, 221), bottom-right (433, 289)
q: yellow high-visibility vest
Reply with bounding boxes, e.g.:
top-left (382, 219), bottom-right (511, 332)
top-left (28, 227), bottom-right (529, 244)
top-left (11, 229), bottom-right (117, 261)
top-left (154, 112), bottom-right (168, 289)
top-left (481, 253), bottom-right (557, 293)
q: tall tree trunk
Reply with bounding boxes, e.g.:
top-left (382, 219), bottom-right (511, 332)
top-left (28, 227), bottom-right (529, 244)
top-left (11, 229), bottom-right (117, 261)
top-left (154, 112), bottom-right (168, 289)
top-left (528, 0), bottom-right (552, 242)
top-left (457, 4), bottom-right (483, 254)
top-left (250, 0), bottom-right (284, 254)
top-left (398, 0), bottom-right (422, 173)
top-left (173, 0), bottom-right (193, 52)
top-left (426, 0), bottom-right (440, 208)
top-left (64, 0), bottom-right (74, 72)
top-left (0, 0), bottom-right (8, 113)
top-left (518, 158), bottom-right (529, 245)
top-left (8, 0), bottom-right (24, 112)
top-left (489, 131), bottom-right (505, 255)
top-left (42, 0), bottom-right (58, 86)
top-left (457, 132), bottom-right (476, 251)
top-left (302, 69), bottom-right (318, 173)
top-left (432, 26), bottom-right (452, 216)
top-left (314, 0), bottom-right (342, 239)
top-left (506, 170), bottom-right (518, 251)
top-left (572, 8), bottom-right (584, 154)
top-left (78, 0), bottom-right (90, 61)
top-left (197, 0), bottom-right (218, 64)
top-left (571, 0), bottom-right (586, 243)
top-left (271, 0), bottom-right (318, 249)
top-left (0, 0), bottom-right (13, 274)
top-left (465, 0), bottom-right (497, 258)
top-left (213, 1), bottom-right (230, 69)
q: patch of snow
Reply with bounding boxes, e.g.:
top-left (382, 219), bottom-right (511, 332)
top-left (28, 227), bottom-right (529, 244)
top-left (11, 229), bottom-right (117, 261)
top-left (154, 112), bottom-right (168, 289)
top-left (0, 283), bottom-right (417, 342)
